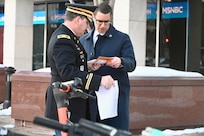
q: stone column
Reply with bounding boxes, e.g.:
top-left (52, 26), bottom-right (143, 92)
top-left (113, 0), bottom-right (147, 66)
top-left (3, 0), bottom-right (34, 71)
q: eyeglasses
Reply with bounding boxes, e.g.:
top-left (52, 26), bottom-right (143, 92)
top-left (95, 19), bottom-right (110, 25)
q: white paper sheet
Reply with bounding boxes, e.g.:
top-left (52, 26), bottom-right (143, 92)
top-left (95, 80), bottom-right (119, 120)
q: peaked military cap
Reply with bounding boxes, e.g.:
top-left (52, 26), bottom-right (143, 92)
top-left (65, 3), bottom-right (97, 22)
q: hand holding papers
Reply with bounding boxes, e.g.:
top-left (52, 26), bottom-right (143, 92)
top-left (95, 80), bottom-right (119, 120)
top-left (88, 56), bottom-right (113, 71)
top-left (87, 59), bottom-right (103, 71)
top-left (96, 56), bottom-right (113, 64)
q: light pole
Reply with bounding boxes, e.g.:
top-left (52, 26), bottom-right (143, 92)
top-left (3, 66), bottom-right (16, 109)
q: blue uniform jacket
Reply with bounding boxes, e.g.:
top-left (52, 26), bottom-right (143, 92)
top-left (80, 24), bottom-right (136, 130)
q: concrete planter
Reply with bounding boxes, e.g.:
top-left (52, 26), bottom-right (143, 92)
top-left (11, 71), bottom-right (204, 134)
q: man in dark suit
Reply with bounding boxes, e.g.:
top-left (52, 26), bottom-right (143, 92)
top-left (80, 3), bottom-right (136, 131)
top-left (45, 3), bottom-right (115, 136)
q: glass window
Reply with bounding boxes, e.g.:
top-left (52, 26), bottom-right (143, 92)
top-left (33, 4), bottom-right (46, 70)
top-left (46, 2), bottom-right (66, 67)
top-left (33, 2), bottom-right (66, 70)
top-left (200, 1), bottom-right (204, 73)
top-left (146, 0), bottom-right (189, 71)
top-left (0, 6), bottom-right (3, 64)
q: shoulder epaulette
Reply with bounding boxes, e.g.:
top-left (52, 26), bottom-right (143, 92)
top-left (57, 34), bottom-right (71, 40)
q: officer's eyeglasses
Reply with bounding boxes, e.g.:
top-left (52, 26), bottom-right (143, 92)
top-left (95, 19), bottom-right (110, 25)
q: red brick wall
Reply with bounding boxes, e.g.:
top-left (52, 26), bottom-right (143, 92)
top-left (0, 67), bottom-right (5, 102)
top-left (11, 72), bottom-right (204, 134)
top-left (11, 71), bottom-right (50, 121)
top-left (129, 77), bottom-right (204, 133)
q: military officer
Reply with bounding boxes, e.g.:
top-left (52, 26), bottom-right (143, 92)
top-left (45, 3), bottom-right (115, 136)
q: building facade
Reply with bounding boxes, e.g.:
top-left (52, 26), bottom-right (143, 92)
top-left (0, 0), bottom-right (203, 74)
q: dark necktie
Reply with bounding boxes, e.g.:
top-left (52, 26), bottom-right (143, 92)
top-left (95, 34), bottom-right (102, 46)
top-left (94, 34), bottom-right (102, 54)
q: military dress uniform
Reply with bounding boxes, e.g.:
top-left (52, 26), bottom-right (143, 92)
top-left (45, 23), bottom-right (101, 123)
top-left (80, 24), bottom-right (136, 130)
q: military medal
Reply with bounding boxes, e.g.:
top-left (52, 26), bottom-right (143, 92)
top-left (80, 65), bottom-right (84, 71)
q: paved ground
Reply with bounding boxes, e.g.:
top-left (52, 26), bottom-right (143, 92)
top-left (1, 115), bottom-right (204, 136)
top-left (0, 102), bottom-right (204, 136)
top-left (0, 115), bottom-right (55, 136)
top-left (0, 103), bottom-right (54, 136)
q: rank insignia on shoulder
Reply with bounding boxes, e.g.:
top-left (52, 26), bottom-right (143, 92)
top-left (57, 34), bottom-right (71, 39)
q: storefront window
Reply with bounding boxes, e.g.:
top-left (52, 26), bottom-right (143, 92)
top-left (146, 0), bottom-right (189, 71)
top-left (33, 2), bottom-right (66, 70)
top-left (0, 6), bottom-right (3, 64)
top-left (200, 1), bottom-right (204, 73)
top-left (33, 4), bottom-right (46, 70)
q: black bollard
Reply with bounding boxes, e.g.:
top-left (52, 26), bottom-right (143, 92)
top-left (3, 67), bottom-right (16, 109)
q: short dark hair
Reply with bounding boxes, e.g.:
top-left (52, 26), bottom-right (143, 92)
top-left (94, 2), bottom-right (112, 16)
